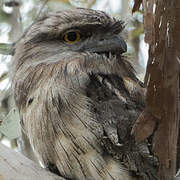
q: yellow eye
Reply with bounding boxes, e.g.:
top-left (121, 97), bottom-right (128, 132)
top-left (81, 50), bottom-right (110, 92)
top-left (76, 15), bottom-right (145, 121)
top-left (63, 31), bottom-right (81, 44)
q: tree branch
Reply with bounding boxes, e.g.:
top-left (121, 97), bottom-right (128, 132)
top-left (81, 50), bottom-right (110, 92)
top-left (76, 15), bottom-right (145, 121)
top-left (0, 143), bottom-right (65, 180)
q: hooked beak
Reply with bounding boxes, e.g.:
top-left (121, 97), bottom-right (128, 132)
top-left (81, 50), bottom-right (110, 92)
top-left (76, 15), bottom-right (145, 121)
top-left (85, 36), bottom-right (127, 55)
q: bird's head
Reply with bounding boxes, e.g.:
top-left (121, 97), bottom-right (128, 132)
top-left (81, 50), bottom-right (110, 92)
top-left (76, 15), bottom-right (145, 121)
top-left (11, 8), bottom-right (132, 109)
top-left (14, 8), bottom-right (127, 67)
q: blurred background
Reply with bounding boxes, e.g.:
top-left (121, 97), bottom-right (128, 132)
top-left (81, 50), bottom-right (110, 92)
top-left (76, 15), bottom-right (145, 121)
top-left (0, 0), bottom-right (148, 156)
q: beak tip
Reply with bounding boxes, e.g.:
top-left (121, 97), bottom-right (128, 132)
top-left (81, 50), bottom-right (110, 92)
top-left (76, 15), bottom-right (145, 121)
top-left (119, 37), bottom-right (127, 54)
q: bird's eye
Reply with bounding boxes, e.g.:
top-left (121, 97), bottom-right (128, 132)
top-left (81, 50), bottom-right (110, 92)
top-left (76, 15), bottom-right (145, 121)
top-left (63, 31), bottom-right (81, 44)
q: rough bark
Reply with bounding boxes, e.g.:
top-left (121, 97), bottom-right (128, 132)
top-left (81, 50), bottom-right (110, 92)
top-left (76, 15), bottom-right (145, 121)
top-left (133, 0), bottom-right (180, 179)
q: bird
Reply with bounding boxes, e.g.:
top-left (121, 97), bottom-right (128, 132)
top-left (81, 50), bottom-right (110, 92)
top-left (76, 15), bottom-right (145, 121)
top-left (11, 8), bottom-right (157, 180)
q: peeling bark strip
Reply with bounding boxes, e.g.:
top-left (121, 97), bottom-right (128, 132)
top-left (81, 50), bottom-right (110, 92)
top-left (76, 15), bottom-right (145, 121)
top-left (133, 0), bottom-right (180, 179)
top-left (132, 0), bottom-right (143, 13)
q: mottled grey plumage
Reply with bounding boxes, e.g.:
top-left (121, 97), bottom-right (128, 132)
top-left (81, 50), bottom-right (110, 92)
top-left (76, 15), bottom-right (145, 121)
top-left (11, 8), bottom-right (157, 180)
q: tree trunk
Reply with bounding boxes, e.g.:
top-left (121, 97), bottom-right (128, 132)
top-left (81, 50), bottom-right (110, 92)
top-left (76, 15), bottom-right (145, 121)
top-left (133, 0), bottom-right (180, 179)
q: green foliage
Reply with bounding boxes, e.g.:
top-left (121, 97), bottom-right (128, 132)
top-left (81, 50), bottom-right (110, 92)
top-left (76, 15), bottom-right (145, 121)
top-left (0, 108), bottom-right (21, 140)
top-left (0, 43), bottom-right (14, 55)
